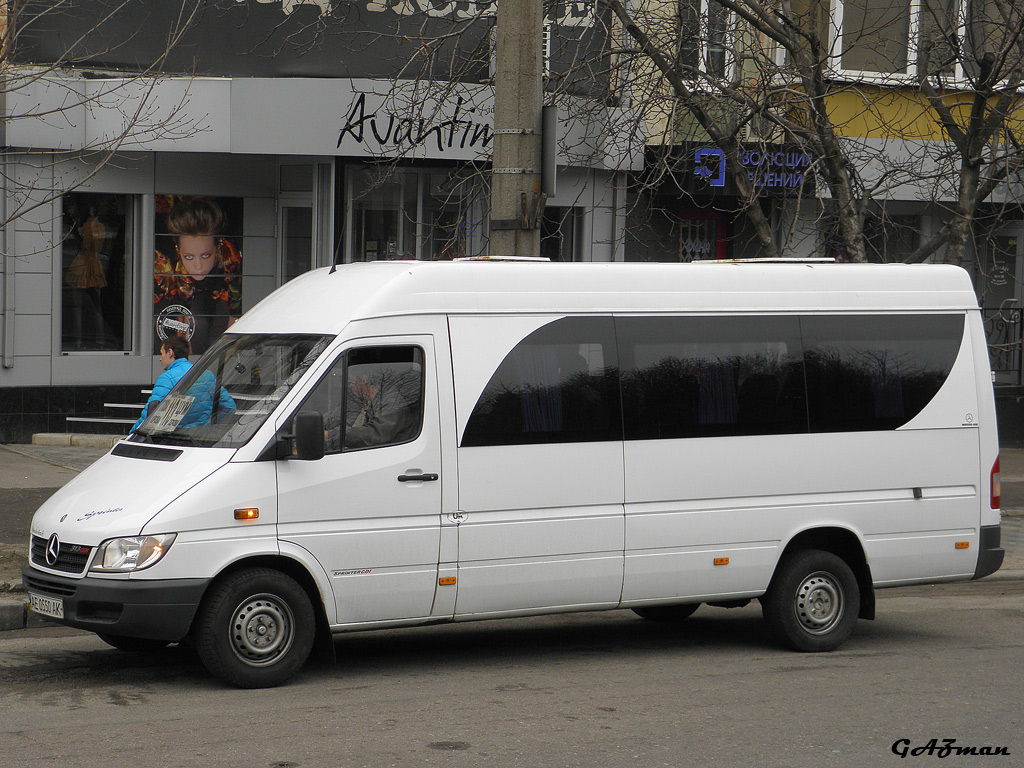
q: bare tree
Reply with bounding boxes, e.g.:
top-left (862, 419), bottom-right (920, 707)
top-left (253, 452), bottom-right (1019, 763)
top-left (1, 0), bottom-right (204, 231)
top-left (599, 0), bottom-right (1024, 264)
top-left (914, 0), bottom-right (1024, 267)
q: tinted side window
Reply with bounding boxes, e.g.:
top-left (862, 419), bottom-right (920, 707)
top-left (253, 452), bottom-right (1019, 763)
top-left (801, 314), bottom-right (964, 432)
top-left (460, 317), bottom-right (621, 447)
top-left (618, 316), bottom-right (808, 439)
top-left (301, 345), bottom-right (424, 453)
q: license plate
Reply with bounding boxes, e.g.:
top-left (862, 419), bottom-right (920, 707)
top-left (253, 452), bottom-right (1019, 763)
top-left (28, 593), bottom-right (64, 620)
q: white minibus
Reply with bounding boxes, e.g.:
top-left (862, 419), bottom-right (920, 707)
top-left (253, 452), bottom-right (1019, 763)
top-left (23, 260), bottom-right (1004, 687)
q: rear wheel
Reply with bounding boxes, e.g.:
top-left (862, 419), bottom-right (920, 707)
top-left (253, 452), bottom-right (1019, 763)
top-left (762, 549), bottom-right (859, 652)
top-left (97, 633), bottom-right (171, 653)
top-left (632, 603), bottom-right (700, 622)
top-left (194, 567), bottom-right (315, 688)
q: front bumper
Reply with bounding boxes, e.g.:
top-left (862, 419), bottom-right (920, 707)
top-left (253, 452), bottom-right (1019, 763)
top-left (972, 524), bottom-right (1005, 580)
top-left (21, 565), bottom-right (210, 642)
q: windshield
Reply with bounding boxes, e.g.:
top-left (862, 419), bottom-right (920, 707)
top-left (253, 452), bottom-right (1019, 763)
top-left (131, 333), bottom-right (333, 448)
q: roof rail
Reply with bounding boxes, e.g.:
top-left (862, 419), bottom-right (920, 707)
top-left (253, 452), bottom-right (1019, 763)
top-left (710, 257), bottom-right (836, 264)
top-left (454, 255), bottom-right (551, 262)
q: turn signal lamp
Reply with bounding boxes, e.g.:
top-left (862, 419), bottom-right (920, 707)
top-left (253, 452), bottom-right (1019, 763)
top-left (955, 541), bottom-right (970, 550)
top-left (234, 508), bottom-right (259, 521)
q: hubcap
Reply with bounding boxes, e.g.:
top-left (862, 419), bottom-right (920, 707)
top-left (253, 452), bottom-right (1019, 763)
top-left (228, 593), bottom-right (295, 667)
top-left (793, 571), bottom-right (844, 635)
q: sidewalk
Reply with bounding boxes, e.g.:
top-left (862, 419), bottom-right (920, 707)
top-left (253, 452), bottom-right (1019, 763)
top-left (2, 437), bottom-right (1023, 632)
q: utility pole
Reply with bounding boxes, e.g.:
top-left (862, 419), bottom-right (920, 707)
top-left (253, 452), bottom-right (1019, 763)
top-left (489, 0), bottom-right (545, 257)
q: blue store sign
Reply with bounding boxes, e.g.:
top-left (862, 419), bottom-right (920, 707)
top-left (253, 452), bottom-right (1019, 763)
top-left (688, 144), bottom-right (814, 196)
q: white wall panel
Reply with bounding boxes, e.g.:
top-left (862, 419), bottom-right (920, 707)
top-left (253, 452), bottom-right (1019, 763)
top-left (242, 236), bottom-right (276, 277)
top-left (13, 273), bottom-right (52, 314)
top-left (51, 354), bottom-right (153, 387)
top-left (241, 276), bottom-right (277, 313)
top-left (51, 154), bottom-right (156, 195)
top-left (155, 154), bottom-right (276, 198)
top-left (0, 355), bottom-right (51, 386)
top-left (14, 314), bottom-right (50, 356)
top-left (244, 197), bottom-right (277, 237)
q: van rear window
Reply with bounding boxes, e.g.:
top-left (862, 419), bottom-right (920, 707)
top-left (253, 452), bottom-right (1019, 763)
top-left (801, 314), bottom-right (964, 432)
top-left (458, 313), bottom-right (966, 447)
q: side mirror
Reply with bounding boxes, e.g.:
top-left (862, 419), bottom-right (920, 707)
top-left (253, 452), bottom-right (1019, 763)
top-left (291, 411), bottom-right (325, 461)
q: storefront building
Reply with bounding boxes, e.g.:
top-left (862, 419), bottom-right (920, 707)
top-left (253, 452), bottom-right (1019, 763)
top-left (0, 3), bottom-right (637, 442)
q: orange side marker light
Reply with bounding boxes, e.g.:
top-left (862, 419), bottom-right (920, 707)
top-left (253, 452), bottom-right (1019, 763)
top-left (955, 541), bottom-right (970, 550)
top-left (234, 508), bottom-right (259, 520)
top-left (714, 557), bottom-right (730, 566)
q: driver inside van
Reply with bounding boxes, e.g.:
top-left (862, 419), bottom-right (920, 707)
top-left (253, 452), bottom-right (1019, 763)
top-left (301, 346), bottom-right (423, 454)
top-left (343, 375), bottom-right (421, 449)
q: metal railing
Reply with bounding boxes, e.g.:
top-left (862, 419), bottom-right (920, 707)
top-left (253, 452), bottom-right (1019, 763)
top-left (983, 305), bottom-right (1023, 386)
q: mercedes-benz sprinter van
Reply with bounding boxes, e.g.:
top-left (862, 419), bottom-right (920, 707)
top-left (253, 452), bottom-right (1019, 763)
top-left (23, 260), bottom-right (1004, 687)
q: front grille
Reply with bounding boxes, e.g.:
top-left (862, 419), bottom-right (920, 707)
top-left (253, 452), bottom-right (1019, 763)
top-left (31, 535), bottom-right (92, 575)
top-left (22, 572), bottom-right (78, 598)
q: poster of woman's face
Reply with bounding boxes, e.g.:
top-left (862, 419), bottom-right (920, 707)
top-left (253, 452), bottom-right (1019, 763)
top-left (153, 195), bottom-right (244, 355)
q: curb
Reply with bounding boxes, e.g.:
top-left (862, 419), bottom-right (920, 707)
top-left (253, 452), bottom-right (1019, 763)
top-left (31, 433), bottom-right (123, 449)
top-left (0, 438), bottom-right (117, 474)
top-left (0, 597), bottom-right (26, 631)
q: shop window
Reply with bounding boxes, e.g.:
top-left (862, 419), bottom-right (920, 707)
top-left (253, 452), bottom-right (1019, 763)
top-left (348, 167), bottom-right (477, 261)
top-left (61, 192), bottom-right (132, 352)
top-left (153, 195), bottom-right (244, 355)
top-left (865, 214), bottom-right (919, 262)
top-left (282, 206), bottom-right (314, 283)
top-left (541, 207), bottom-right (580, 261)
top-left (678, 213), bottom-right (726, 261)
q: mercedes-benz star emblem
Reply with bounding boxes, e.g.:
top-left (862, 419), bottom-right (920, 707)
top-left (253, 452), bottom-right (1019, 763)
top-left (45, 533), bottom-right (60, 566)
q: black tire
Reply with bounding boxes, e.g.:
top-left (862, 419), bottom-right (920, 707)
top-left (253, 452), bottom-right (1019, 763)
top-left (762, 549), bottom-right (860, 652)
top-left (194, 567), bottom-right (315, 688)
top-left (97, 633), bottom-right (171, 652)
top-left (632, 603), bottom-right (701, 622)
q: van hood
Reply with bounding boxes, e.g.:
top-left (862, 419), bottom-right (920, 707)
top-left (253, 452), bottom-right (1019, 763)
top-left (29, 447), bottom-right (235, 547)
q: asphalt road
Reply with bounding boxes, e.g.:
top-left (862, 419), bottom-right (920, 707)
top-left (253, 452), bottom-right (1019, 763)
top-left (0, 580), bottom-right (1021, 768)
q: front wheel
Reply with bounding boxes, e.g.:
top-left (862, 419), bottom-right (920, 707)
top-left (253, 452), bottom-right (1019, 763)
top-left (762, 549), bottom-right (859, 652)
top-left (194, 567), bottom-right (315, 688)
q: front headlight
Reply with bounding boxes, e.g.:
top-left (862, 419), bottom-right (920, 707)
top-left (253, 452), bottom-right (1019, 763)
top-left (89, 534), bottom-right (177, 573)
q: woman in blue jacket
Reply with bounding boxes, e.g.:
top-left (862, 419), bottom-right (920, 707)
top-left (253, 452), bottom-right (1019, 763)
top-left (133, 336), bottom-right (193, 431)
top-left (134, 335), bottom-right (237, 432)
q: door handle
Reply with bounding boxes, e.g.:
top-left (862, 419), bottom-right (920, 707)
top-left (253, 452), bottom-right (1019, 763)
top-left (398, 473), bottom-right (439, 483)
